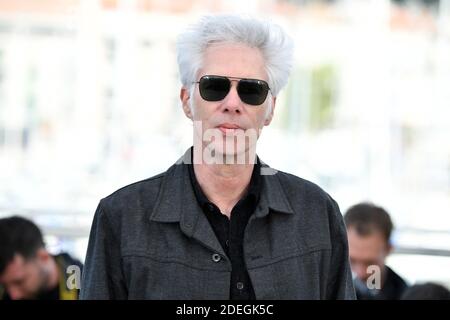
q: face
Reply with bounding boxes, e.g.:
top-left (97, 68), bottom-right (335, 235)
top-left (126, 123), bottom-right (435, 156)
top-left (180, 43), bottom-right (276, 162)
top-left (347, 227), bottom-right (391, 282)
top-left (0, 252), bottom-right (50, 300)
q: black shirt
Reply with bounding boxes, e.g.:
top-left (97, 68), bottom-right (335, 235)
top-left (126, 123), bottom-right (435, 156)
top-left (187, 155), bottom-right (261, 300)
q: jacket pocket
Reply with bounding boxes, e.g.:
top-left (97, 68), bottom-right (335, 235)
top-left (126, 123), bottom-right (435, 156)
top-left (121, 251), bottom-right (231, 299)
top-left (248, 247), bottom-right (332, 299)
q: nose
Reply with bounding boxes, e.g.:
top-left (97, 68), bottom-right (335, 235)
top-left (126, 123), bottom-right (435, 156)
top-left (220, 82), bottom-right (243, 114)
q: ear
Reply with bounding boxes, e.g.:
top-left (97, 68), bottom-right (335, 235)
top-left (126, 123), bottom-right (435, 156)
top-left (180, 87), bottom-right (193, 120)
top-left (36, 248), bottom-right (50, 263)
top-left (386, 242), bottom-right (393, 255)
top-left (264, 96), bottom-right (276, 126)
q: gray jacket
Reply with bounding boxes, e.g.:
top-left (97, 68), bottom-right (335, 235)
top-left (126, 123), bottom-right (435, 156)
top-left (81, 150), bottom-right (355, 300)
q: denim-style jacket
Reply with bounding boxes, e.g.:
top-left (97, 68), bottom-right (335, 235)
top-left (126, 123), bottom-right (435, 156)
top-left (81, 149), bottom-right (356, 300)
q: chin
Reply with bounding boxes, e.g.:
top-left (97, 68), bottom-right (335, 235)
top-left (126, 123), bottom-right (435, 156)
top-left (204, 138), bottom-right (257, 165)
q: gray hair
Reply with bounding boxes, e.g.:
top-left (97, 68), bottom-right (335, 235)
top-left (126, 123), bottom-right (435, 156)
top-left (176, 14), bottom-right (294, 97)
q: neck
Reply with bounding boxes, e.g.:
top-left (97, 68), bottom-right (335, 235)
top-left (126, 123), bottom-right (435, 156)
top-left (193, 152), bottom-right (255, 218)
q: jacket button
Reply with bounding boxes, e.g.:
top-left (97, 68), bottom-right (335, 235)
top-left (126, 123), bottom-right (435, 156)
top-left (236, 282), bottom-right (244, 290)
top-left (212, 253), bottom-right (221, 262)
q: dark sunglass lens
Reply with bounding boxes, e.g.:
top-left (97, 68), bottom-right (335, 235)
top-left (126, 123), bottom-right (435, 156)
top-left (238, 80), bottom-right (268, 105)
top-left (199, 76), bottom-right (230, 101)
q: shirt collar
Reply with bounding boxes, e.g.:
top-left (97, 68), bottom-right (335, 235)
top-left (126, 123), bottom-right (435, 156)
top-left (187, 147), bottom-right (262, 211)
top-left (148, 148), bottom-right (294, 226)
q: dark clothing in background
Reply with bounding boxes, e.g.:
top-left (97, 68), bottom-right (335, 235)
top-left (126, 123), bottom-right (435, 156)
top-left (355, 265), bottom-right (408, 300)
top-left (401, 282), bottom-right (450, 300)
top-left (81, 148), bottom-right (356, 299)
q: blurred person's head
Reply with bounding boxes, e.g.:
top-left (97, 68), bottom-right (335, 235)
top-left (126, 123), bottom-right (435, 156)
top-left (401, 282), bottom-right (450, 300)
top-left (176, 14), bottom-right (293, 160)
top-left (344, 202), bottom-right (394, 283)
top-left (0, 216), bottom-right (58, 300)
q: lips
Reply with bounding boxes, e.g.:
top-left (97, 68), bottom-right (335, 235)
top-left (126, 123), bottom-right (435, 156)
top-left (217, 123), bottom-right (243, 135)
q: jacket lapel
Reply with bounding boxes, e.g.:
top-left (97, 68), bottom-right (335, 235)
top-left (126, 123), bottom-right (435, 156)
top-left (148, 149), bottom-right (227, 257)
top-left (148, 149), bottom-right (295, 258)
top-left (254, 161), bottom-right (295, 218)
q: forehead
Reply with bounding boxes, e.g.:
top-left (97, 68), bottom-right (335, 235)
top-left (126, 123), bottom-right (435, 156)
top-left (347, 227), bottom-right (387, 258)
top-left (199, 43), bottom-right (267, 81)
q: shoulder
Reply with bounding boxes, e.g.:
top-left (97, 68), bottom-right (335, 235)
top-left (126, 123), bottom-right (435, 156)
top-left (101, 172), bottom-right (166, 209)
top-left (386, 266), bottom-right (409, 289)
top-left (54, 252), bottom-right (84, 270)
top-left (102, 171), bottom-right (166, 211)
top-left (274, 169), bottom-right (332, 202)
top-left (272, 169), bottom-right (339, 217)
top-left (269, 169), bottom-right (346, 238)
top-left (92, 171), bottom-right (168, 230)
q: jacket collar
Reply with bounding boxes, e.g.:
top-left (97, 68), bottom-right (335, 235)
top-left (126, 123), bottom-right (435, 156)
top-left (148, 147), bottom-right (294, 228)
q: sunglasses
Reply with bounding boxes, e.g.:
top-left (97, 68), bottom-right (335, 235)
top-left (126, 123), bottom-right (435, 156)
top-left (193, 75), bottom-right (271, 106)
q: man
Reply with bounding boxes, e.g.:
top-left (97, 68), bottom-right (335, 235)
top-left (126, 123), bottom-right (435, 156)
top-left (0, 216), bottom-right (83, 300)
top-left (81, 14), bottom-right (355, 300)
top-left (344, 202), bottom-right (408, 299)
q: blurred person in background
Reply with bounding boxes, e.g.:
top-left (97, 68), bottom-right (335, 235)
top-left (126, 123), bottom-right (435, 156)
top-left (401, 282), bottom-right (450, 300)
top-left (81, 14), bottom-right (355, 300)
top-left (344, 202), bottom-right (408, 300)
top-left (0, 216), bottom-right (83, 300)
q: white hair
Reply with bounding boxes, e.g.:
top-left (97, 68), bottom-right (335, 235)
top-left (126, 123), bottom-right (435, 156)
top-left (176, 14), bottom-right (294, 97)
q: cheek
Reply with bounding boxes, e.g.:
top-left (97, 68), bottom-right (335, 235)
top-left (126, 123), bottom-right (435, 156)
top-left (253, 106), bottom-right (271, 128)
top-left (25, 267), bottom-right (43, 290)
top-left (191, 96), bottom-right (212, 121)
